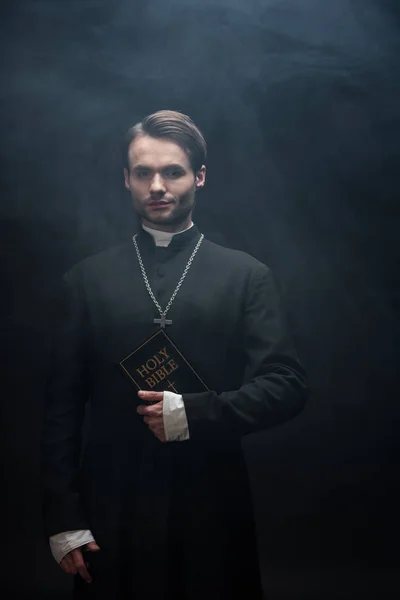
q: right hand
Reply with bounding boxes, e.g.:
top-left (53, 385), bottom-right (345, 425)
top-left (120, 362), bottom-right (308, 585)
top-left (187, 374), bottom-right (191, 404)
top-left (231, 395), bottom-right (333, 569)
top-left (60, 541), bottom-right (101, 583)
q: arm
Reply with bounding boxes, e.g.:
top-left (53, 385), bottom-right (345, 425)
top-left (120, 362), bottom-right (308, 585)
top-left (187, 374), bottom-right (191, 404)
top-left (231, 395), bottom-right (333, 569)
top-left (183, 265), bottom-right (308, 440)
top-left (41, 270), bottom-right (90, 537)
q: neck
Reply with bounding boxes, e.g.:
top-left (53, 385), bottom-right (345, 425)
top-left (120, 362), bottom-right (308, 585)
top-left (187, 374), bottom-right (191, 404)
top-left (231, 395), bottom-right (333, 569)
top-left (141, 218), bottom-right (193, 234)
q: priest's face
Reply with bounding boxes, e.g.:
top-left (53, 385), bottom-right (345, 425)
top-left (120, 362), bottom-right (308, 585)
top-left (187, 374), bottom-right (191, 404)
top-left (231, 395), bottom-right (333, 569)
top-left (124, 135), bottom-right (206, 233)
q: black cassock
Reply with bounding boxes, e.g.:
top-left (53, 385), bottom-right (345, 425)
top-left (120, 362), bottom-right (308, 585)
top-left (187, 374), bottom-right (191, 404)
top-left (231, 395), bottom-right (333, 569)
top-left (42, 225), bottom-right (308, 600)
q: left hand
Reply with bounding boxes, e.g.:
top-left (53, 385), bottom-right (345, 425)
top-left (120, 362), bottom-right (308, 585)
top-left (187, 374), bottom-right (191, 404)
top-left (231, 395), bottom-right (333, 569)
top-left (137, 391), bottom-right (166, 442)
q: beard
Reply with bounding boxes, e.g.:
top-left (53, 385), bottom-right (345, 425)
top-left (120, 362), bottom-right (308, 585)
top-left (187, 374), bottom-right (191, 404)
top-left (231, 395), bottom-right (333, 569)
top-left (134, 191), bottom-right (197, 228)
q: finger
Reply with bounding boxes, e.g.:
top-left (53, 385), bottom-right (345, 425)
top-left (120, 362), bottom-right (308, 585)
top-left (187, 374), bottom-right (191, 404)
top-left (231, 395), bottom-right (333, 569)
top-left (144, 413), bottom-right (162, 424)
top-left (86, 541), bottom-right (101, 552)
top-left (138, 390), bottom-right (164, 403)
top-left (68, 554), bottom-right (78, 575)
top-left (61, 554), bottom-right (76, 575)
top-left (66, 554), bottom-right (78, 575)
top-left (72, 549), bottom-right (92, 583)
top-left (148, 419), bottom-right (163, 431)
top-left (154, 429), bottom-right (167, 443)
top-left (60, 557), bottom-right (69, 574)
top-left (137, 404), bottom-right (163, 417)
top-left (60, 557), bottom-right (70, 575)
top-left (149, 423), bottom-right (167, 443)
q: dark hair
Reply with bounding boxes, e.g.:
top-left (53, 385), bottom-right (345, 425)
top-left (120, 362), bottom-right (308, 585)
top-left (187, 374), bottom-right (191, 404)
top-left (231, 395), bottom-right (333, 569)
top-left (123, 110), bottom-right (207, 173)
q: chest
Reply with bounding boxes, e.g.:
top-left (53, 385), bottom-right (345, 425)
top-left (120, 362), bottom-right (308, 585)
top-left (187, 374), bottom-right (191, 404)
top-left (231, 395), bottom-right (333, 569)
top-left (84, 250), bottom-right (246, 371)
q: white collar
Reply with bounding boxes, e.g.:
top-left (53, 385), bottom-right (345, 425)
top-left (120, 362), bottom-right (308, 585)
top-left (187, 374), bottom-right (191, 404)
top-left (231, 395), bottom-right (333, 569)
top-left (141, 222), bottom-right (194, 247)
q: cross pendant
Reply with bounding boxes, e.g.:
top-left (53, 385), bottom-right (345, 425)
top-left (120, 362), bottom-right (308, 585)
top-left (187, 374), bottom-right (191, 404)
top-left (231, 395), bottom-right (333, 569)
top-left (154, 314), bottom-right (172, 329)
top-left (167, 380), bottom-right (178, 393)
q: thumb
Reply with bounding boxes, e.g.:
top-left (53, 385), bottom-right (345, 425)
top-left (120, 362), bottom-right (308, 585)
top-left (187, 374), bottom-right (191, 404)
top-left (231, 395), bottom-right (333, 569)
top-left (86, 541), bottom-right (101, 552)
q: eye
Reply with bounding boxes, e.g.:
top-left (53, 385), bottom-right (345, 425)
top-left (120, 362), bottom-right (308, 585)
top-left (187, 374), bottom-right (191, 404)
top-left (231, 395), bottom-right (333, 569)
top-left (165, 169), bottom-right (182, 178)
top-left (134, 169), bottom-right (151, 178)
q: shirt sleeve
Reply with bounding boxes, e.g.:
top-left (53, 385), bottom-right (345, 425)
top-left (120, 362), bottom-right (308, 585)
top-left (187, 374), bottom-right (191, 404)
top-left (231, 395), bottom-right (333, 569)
top-left (49, 529), bottom-right (95, 564)
top-left (182, 265), bottom-right (308, 441)
top-left (163, 391), bottom-right (190, 441)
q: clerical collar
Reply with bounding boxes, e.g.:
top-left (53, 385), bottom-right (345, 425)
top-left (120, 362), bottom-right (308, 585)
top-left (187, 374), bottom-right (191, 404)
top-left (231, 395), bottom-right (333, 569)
top-left (141, 222), bottom-right (194, 247)
top-left (138, 222), bottom-right (201, 250)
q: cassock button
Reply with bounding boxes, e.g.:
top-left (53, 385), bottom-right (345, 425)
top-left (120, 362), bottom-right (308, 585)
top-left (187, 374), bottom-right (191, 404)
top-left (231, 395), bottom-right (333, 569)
top-left (156, 267), bottom-right (165, 277)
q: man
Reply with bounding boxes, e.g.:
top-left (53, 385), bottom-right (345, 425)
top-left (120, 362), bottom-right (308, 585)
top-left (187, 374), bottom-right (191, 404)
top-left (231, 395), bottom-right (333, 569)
top-left (42, 110), bottom-right (308, 599)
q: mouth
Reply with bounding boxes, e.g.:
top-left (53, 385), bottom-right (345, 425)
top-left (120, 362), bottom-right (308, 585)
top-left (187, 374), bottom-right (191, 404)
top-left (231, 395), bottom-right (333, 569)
top-left (148, 201), bottom-right (173, 210)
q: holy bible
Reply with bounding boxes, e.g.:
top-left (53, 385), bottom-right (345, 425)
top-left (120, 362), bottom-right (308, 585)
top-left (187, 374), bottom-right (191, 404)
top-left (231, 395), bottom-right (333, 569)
top-left (118, 329), bottom-right (208, 393)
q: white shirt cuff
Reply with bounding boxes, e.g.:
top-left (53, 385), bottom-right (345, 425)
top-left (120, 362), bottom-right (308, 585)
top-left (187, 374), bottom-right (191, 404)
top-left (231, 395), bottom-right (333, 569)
top-left (49, 529), bottom-right (95, 564)
top-left (163, 391), bottom-right (190, 441)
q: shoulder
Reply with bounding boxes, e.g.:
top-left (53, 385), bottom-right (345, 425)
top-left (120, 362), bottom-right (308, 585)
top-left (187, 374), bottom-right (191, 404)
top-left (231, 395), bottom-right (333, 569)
top-left (201, 239), bottom-right (270, 278)
top-left (64, 243), bottom-right (132, 286)
top-left (201, 240), bottom-right (281, 304)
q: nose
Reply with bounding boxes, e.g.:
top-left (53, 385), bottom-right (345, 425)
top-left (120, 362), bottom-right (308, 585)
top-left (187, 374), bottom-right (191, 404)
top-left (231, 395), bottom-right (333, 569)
top-left (149, 173), bottom-right (166, 195)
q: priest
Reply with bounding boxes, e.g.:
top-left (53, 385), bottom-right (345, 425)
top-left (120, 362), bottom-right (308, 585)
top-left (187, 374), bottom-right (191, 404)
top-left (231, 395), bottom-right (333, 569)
top-left (42, 110), bottom-right (308, 599)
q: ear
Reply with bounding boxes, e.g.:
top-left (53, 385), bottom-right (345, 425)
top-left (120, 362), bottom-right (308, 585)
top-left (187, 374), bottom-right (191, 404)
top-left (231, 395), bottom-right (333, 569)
top-left (123, 168), bottom-right (130, 190)
top-left (195, 165), bottom-right (206, 189)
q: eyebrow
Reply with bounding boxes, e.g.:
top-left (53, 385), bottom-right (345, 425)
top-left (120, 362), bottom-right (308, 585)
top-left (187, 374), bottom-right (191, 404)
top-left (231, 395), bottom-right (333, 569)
top-left (132, 163), bottom-right (187, 171)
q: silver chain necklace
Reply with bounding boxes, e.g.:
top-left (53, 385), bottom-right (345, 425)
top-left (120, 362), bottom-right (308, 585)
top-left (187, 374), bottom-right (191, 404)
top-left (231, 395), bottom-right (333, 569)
top-left (132, 232), bottom-right (204, 328)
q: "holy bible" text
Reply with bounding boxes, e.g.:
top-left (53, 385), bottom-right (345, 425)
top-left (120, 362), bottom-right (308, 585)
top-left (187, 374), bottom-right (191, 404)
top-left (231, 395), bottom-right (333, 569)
top-left (136, 347), bottom-right (179, 389)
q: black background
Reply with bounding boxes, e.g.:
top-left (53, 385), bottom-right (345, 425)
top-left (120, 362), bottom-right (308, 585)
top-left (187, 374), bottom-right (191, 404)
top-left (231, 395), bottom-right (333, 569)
top-left (1, 0), bottom-right (399, 598)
